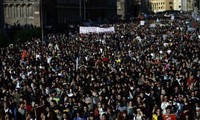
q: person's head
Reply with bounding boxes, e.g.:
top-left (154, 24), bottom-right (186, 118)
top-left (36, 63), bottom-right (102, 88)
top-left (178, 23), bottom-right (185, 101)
top-left (101, 113), bottom-right (107, 120)
top-left (88, 111), bottom-right (94, 120)
top-left (164, 95), bottom-right (168, 102)
top-left (62, 112), bottom-right (68, 119)
top-left (76, 111), bottom-right (81, 117)
top-left (117, 94), bottom-right (121, 101)
top-left (136, 108), bottom-right (142, 115)
top-left (128, 101), bottom-right (133, 106)
top-left (46, 106), bottom-right (50, 112)
top-left (40, 112), bottom-right (46, 120)
top-left (166, 106), bottom-right (172, 114)
top-left (50, 100), bottom-right (57, 108)
top-left (26, 112), bottom-right (32, 119)
top-left (4, 113), bottom-right (10, 120)
top-left (83, 106), bottom-right (88, 112)
top-left (19, 102), bottom-right (24, 109)
top-left (97, 102), bottom-right (101, 108)
top-left (155, 108), bottom-right (162, 116)
top-left (122, 111), bottom-right (127, 118)
top-left (136, 96), bottom-right (141, 102)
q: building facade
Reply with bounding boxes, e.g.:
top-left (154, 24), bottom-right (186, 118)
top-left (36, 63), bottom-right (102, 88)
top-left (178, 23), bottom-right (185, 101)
top-left (165, 0), bottom-right (174, 10)
top-left (3, 0), bottom-right (138, 28)
top-left (173, 0), bottom-right (181, 11)
top-left (181, 0), bottom-right (195, 12)
top-left (149, 0), bottom-right (166, 13)
top-left (117, 0), bottom-right (126, 17)
top-left (194, 0), bottom-right (199, 11)
top-left (149, 0), bottom-right (194, 13)
top-left (116, 0), bottom-right (139, 18)
top-left (55, 0), bottom-right (117, 24)
top-left (3, 0), bottom-right (41, 27)
top-left (56, 0), bottom-right (81, 25)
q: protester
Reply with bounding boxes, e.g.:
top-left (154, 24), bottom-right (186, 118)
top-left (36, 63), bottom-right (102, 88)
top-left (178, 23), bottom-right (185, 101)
top-left (0, 16), bottom-right (199, 120)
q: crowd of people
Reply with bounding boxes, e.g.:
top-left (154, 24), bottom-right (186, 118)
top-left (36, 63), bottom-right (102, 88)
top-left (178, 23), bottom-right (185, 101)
top-left (0, 17), bottom-right (200, 120)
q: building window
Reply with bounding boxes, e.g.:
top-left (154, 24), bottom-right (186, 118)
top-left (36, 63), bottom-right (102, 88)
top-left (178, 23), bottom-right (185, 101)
top-left (169, 2), bottom-right (173, 4)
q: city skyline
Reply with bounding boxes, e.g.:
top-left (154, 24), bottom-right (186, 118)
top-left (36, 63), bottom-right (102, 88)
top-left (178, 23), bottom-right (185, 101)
top-left (0, 0), bottom-right (200, 29)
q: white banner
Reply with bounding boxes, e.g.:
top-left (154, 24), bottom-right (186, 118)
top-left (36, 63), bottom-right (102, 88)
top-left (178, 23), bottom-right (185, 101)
top-left (79, 27), bottom-right (97, 34)
top-left (150, 23), bottom-right (156, 28)
top-left (97, 27), bottom-right (115, 33)
top-left (79, 27), bottom-right (115, 34)
top-left (171, 15), bottom-right (174, 20)
top-left (140, 20), bottom-right (145, 26)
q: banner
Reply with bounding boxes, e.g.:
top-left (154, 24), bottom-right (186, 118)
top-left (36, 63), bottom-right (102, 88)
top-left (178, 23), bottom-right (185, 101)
top-left (140, 20), bottom-right (145, 26)
top-left (150, 23), bottom-right (156, 28)
top-left (79, 27), bottom-right (115, 34)
top-left (97, 27), bottom-right (115, 33)
top-left (80, 27), bottom-right (97, 34)
top-left (171, 15), bottom-right (174, 20)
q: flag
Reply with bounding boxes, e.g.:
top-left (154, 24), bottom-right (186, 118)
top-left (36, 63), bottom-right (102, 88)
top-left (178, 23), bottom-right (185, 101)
top-left (21, 50), bottom-right (27, 60)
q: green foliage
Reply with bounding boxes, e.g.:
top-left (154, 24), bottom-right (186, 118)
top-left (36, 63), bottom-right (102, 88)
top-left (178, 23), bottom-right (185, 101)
top-left (0, 31), bottom-right (9, 47)
top-left (15, 28), bottom-right (41, 43)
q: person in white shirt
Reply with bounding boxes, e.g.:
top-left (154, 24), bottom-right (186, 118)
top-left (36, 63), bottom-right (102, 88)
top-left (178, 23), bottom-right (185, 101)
top-left (161, 96), bottom-right (170, 114)
top-left (133, 108), bottom-right (145, 120)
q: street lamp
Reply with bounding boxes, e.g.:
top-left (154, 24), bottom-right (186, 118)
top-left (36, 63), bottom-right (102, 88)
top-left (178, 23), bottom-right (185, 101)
top-left (84, 0), bottom-right (87, 21)
top-left (40, 0), bottom-right (44, 41)
top-left (79, 0), bottom-right (82, 23)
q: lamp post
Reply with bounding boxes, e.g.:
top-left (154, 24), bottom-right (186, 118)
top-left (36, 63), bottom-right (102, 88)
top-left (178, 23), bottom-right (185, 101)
top-left (40, 0), bottom-right (44, 41)
top-left (84, 0), bottom-right (86, 21)
top-left (79, 0), bottom-right (82, 23)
